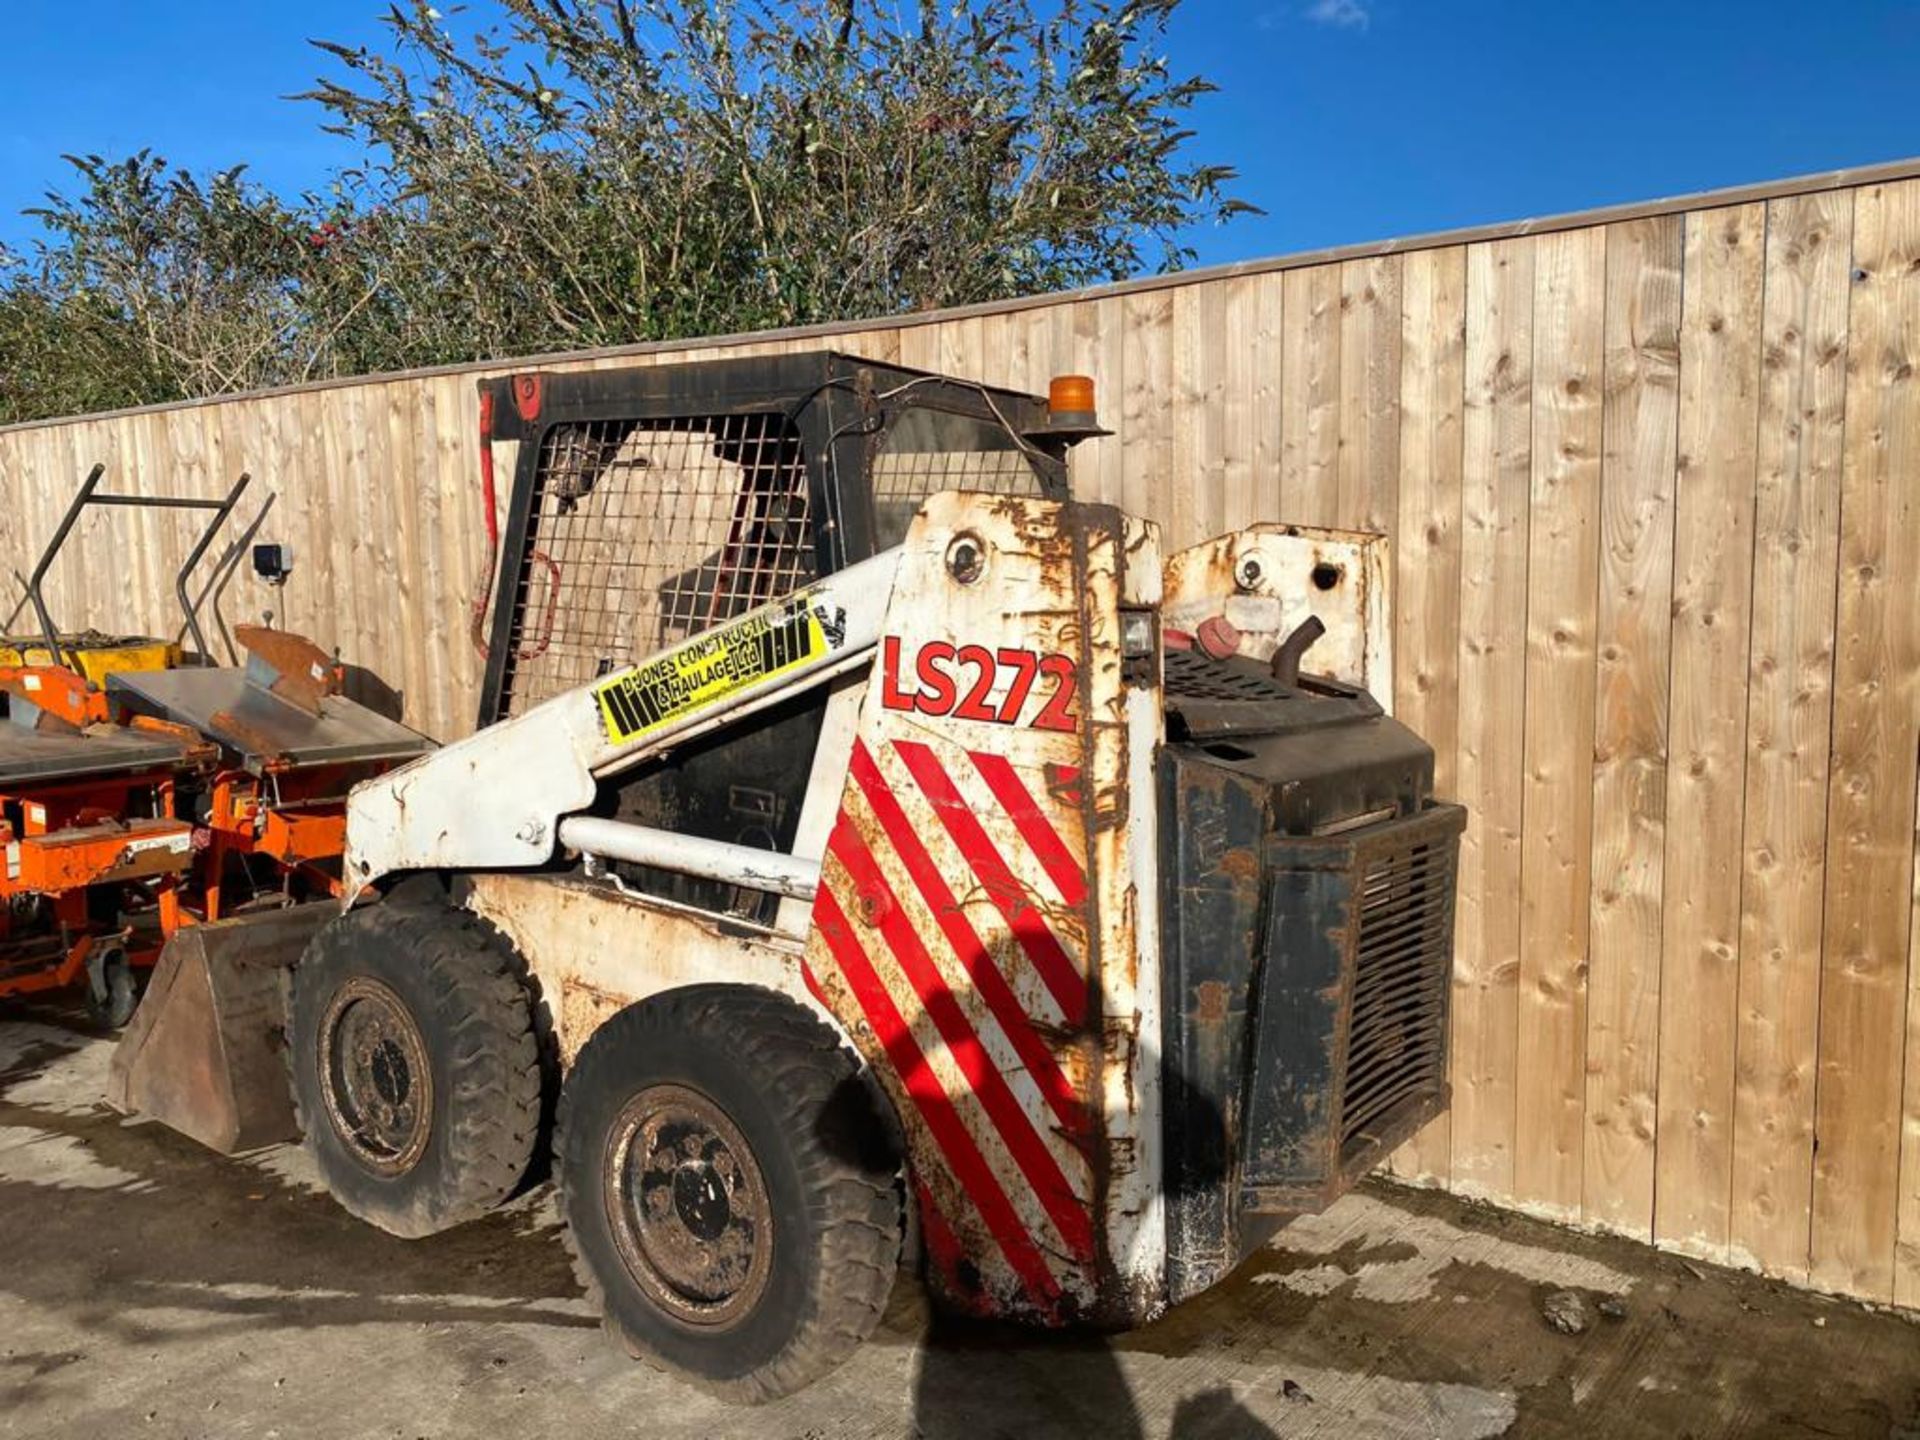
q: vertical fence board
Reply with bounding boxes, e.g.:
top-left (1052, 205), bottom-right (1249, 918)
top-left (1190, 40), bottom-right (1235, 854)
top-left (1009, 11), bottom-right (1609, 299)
top-left (1183, 282), bottom-right (1230, 544)
top-left (360, 383), bottom-right (408, 706)
top-left (938, 317), bottom-right (985, 406)
top-left (1389, 245), bottom-right (1467, 1183)
top-left (1903, 779), bottom-right (1920, 1306)
top-left (169, 409), bottom-right (222, 645)
top-left (204, 402), bottom-right (250, 661)
top-left (266, 393), bottom-right (315, 654)
top-left (1815, 179), bottom-right (1920, 1303)
top-left (976, 312), bottom-right (1015, 394)
top-left (381, 381), bottom-right (432, 725)
top-left (1339, 255), bottom-right (1404, 535)
top-left (1515, 226), bottom-right (1607, 1219)
top-left (1122, 291), bottom-right (1173, 524)
top-left (1246, 273), bottom-right (1286, 530)
top-left (327, 385), bottom-right (379, 680)
top-left (1214, 277), bottom-right (1254, 537)
top-left (398, 384), bottom-right (450, 740)
top-left (126, 414), bottom-right (172, 646)
top-left (1449, 237), bottom-right (1534, 1202)
top-left (434, 374), bottom-right (486, 739)
top-left (1584, 214), bottom-right (1682, 1240)
top-left (1062, 299), bottom-right (1126, 507)
top-left (1658, 202), bottom-right (1766, 1260)
top-left (1729, 191), bottom-right (1851, 1280)
top-left (240, 399), bottom-right (290, 648)
top-left (1170, 285), bottom-right (1211, 549)
top-left (68, 417), bottom-right (112, 623)
top-left (0, 429), bottom-right (25, 608)
top-left (1280, 265), bottom-right (1341, 525)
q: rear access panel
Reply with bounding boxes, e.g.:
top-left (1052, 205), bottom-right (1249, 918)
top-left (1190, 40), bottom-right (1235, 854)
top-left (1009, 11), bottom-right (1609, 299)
top-left (1242, 802), bottom-right (1464, 1205)
top-left (1156, 656), bottom-right (1465, 1303)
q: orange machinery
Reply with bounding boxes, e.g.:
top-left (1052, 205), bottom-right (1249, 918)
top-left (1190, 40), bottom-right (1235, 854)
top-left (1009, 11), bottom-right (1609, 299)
top-left (0, 466), bottom-right (432, 1022)
top-left (0, 466), bottom-right (250, 1022)
top-left (109, 622), bottom-right (432, 925)
top-left (0, 665), bottom-right (211, 1022)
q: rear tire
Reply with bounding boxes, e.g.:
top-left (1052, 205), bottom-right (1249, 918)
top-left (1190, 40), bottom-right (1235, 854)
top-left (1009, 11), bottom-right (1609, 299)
top-left (289, 900), bottom-right (542, 1238)
top-left (556, 986), bottom-right (903, 1403)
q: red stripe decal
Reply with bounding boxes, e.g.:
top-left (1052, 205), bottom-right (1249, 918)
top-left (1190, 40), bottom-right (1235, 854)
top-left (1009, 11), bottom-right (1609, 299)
top-left (914, 1176), bottom-right (967, 1292)
top-left (850, 741), bottom-right (1087, 1137)
top-left (811, 881), bottom-right (1063, 1307)
top-left (829, 820), bottom-right (1095, 1263)
top-left (892, 739), bottom-right (1088, 1027)
top-left (968, 750), bottom-right (1089, 907)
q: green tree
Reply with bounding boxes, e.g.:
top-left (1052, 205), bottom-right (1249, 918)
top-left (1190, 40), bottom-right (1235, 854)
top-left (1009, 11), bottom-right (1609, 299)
top-left (2, 155), bottom-right (323, 413)
top-left (0, 0), bottom-right (1251, 426)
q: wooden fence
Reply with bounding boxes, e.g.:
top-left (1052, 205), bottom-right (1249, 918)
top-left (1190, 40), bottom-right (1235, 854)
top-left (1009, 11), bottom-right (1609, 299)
top-left (2, 159), bottom-right (1917, 1308)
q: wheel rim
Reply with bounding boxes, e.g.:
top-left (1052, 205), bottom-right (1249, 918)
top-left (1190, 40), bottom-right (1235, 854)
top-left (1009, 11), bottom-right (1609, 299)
top-left (603, 1084), bottom-right (772, 1328)
top-left (319, 977), bottom-right (433, 1175)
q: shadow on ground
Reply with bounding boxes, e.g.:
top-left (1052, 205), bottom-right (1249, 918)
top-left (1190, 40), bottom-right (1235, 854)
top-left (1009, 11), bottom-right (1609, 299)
top-left (0, 1004), bottom-right (587, 1353)
top-left (914, 1312), bottom-right (1278, 1440)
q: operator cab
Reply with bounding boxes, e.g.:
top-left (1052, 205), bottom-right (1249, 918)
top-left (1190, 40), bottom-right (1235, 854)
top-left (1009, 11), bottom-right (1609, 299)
top-left (473, 354), bottom-right (1083, 921)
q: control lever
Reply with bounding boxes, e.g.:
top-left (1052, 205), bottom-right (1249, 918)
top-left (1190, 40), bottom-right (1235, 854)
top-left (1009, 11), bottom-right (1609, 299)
top-left (1270, 615), bottom-right (1326, 688)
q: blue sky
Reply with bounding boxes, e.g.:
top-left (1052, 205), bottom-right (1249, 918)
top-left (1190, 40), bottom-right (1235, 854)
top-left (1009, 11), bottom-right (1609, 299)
top-left (3, 1), bottom-right (1916, 270)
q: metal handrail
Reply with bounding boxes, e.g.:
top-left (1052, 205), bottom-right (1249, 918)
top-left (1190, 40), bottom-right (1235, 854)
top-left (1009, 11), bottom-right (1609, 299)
top-left (175, 493), bottom-right (277, 665)
top-left (5, 464), bottom-right (251, 670)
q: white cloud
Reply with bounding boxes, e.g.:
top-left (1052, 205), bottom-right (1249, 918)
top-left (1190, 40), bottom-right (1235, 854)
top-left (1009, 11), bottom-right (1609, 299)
top-left (1306, 0), bottom-right (1372, 29)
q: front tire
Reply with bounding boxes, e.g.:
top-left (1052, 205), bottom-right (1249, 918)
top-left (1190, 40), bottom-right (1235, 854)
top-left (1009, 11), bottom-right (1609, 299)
top-left (556, 986), bottom-right (903, 1403)
top-left (289, 900), bottom-right (542, 1238)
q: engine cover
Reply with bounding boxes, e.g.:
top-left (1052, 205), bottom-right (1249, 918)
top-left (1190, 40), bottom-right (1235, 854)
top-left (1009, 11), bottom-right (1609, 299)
top-left (1156, 650), bottom-right (1465, 1303)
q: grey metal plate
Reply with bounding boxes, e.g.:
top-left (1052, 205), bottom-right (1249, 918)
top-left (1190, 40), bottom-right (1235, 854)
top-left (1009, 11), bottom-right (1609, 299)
top-left (0, 722), bottom-right (192, 786)
top-left (107, 668), bottom-right (431, 772)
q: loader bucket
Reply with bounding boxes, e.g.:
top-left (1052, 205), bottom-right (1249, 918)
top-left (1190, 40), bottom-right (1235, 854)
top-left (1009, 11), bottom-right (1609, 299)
top-left (107, 904), bottom-right (331, 1154)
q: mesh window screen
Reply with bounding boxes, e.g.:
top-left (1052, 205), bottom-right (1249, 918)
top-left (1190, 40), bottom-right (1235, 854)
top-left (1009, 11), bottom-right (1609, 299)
top-left (499, 413), bottom-right (814, 715)
top-left (869, 408), bottom-right (1044, 548)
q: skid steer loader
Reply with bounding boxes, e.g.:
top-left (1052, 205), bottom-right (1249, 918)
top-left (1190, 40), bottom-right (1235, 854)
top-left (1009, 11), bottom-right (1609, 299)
top-left (117, 353), bottom-right (1464, 1402)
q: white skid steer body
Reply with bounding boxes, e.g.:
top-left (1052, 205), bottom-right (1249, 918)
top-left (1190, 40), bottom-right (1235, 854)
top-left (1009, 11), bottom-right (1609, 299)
top-left (342, 492), bottom-right (1427, 1329)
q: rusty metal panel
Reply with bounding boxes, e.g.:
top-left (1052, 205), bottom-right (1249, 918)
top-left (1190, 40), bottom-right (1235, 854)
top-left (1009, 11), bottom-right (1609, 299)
top-left (462, 871), bottom-right (813, 1066)
top-left (1088, 508), bottom-right (1168, 1317)
top-left (1162, 524), bottom-right (1392, 707)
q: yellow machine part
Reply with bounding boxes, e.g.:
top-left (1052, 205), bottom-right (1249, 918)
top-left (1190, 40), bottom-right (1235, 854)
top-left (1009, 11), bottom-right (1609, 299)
top-left (0, 635), bottom-right (181, 686)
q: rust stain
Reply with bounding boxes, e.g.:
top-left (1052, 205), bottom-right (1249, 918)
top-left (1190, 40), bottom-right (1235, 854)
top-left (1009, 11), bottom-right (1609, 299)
top-left (233, 625), bottom-right (343, 715)
top-left (1217, 846), bottom-right (1260, 883)
top-left (1194, 980), bottom-right (1231, 1026)
top-left (556, 980), bottom-right (631, 1064)
top-left (207, 709), bottom-right (287, 764)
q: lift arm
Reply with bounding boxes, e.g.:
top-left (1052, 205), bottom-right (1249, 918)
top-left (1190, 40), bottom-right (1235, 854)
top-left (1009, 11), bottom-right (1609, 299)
top-left (341, 548), bottom-right (901, 896)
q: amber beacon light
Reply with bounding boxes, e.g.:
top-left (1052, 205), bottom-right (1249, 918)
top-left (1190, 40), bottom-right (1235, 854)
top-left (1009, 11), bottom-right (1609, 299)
top-left (1048, 374), bottom-right (1097, 425)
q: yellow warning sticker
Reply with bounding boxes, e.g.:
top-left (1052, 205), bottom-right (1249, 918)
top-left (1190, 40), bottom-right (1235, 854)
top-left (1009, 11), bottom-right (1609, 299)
top-left (592, 592), bottom-right (834, 746)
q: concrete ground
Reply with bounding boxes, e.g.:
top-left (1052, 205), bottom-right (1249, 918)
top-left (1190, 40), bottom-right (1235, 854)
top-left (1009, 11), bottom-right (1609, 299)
top-left (3, 1002), bottom-right (1917, 1440)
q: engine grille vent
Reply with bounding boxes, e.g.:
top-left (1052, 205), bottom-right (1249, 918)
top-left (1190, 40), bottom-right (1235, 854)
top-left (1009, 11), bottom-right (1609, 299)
top-left (1338, 832), bottom-right (1456, 1162)
top-left (1163, 649), bottom-right (1302, 703)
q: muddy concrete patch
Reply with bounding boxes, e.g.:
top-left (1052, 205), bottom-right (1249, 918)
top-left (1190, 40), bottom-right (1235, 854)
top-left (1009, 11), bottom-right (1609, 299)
top-left (2, 1003), bottom-right (1918, 1440)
